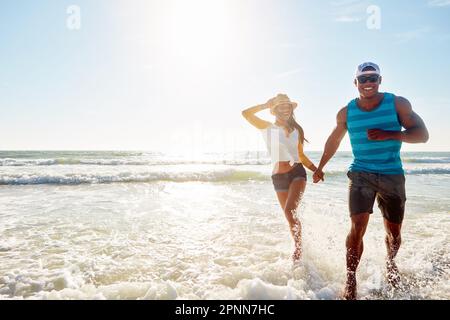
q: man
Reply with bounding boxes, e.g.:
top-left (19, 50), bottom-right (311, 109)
top-left (313, 62), bottom-right (429, 300)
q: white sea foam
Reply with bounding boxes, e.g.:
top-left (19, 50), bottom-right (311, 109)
top-left (0, 169), bottom-right (269, 185)
top-left (0, 152), bottom-right (448, 300)
top-left (0, 165), bottom-right (449, 185)
top-left (0, 158), bottom-right (272, 167)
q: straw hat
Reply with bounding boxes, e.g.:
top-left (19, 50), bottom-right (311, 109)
top-left (270, 94), bottom-right (298, 115)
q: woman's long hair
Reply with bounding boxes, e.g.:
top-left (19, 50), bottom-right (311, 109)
top-left (287, 114), bottom-right (309, 144)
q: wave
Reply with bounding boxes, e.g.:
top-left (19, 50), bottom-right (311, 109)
top-left (0, 158), bottom-right (272, 167)
top-left (404, 168), bottom-right (450, 175)
top-left (1, 167), bottom-right (449, 186)
top-left (2, 155), bottom-right (450, 167)
top-left (0, 170), bottom-right (269, 185)
top-left (403, 157), bottom-right (450, 164)
top-left (324, 168), bottom-right (450, 176)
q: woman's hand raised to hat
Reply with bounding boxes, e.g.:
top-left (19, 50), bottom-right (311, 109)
top-left (265, 96), bottom-right (277, 109)
top-left (265, 94), bottom-right (288, 109)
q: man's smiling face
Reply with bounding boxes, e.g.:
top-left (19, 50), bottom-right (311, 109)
top-left (354, 67), bottom-right (382, 99)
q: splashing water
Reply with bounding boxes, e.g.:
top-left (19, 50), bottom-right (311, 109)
top-left (0, 151), bottom-right (448, 299)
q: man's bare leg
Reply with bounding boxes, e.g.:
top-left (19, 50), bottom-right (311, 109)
top-left (344, 213), bottom-right (370, 300)
top-left (384, 219), bottom-right (402, 287)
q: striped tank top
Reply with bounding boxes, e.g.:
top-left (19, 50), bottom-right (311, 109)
top-left (347, 92), bottom-right (404, 175)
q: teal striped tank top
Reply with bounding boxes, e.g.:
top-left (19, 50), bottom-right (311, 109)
top-left (347, 92), bottom-right (404, 175)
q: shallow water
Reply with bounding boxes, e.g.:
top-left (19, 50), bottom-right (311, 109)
top-left (0, 151), bottom-right (448, 299)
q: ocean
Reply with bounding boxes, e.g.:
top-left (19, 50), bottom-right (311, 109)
top-left (0, 151), bottom-right (448, 300)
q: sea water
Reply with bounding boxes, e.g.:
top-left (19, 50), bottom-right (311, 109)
top-left (0, 151), bottom-right (448, 299)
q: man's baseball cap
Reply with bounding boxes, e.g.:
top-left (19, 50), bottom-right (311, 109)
top-left (355, 62), bottom-right (381, 78)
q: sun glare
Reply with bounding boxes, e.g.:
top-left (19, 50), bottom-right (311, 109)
top-left (159, 0), bottom-right (235, 72)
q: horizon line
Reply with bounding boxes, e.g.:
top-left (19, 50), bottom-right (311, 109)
top-left (0, 149), bottom-right (449, 153)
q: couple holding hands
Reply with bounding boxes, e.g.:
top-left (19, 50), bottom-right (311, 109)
top-left (241, 62), bottom-right (429, 299)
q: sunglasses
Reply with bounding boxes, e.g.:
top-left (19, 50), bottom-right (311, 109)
top-left (357, 75), bottom-right (380, 84)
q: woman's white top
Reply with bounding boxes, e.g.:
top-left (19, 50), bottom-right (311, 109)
top-left (260, 123), bottom-right (300, 165)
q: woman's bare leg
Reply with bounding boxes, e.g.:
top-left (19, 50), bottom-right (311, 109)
top-left (275, 191), bottom-right (289, 212)
top-left (284, 179), bottom-right (306, 261)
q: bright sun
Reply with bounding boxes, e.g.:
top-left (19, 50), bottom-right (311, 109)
top-left (159, 0), bottom-right (234, 71)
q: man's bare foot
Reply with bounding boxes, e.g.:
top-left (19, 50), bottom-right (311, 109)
top-left (386, 259), bottom-right (401, 288)
top-left (343, 273), bottom-right (357, 300)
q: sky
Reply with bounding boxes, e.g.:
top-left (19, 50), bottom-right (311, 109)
top-left (1, 0), bottom-right (449, 152)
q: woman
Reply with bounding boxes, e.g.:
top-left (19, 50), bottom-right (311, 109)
top-left (242, 94), bottom-right (319, 261)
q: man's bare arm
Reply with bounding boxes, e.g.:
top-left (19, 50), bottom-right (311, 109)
top-left (317, 107), bottom-right (348, 171)
top-left (395, 97), bottom-right (429, 143)
top-left (367, 97), bottom-right (429, 143)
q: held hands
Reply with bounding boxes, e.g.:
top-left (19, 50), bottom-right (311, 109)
top-left (313, 169), bottom-right (325, 184)
top-left (367, 129), bottom-right (401, 141)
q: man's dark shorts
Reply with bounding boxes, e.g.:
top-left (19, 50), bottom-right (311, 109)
top-left (347, 171), bottom-right (406, 224)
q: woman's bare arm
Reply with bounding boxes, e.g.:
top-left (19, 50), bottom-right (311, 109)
top-left (298, 142), bottom-right (317, 172)
top-left (241, 99), bottom-right (273, 130)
